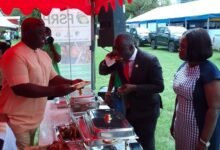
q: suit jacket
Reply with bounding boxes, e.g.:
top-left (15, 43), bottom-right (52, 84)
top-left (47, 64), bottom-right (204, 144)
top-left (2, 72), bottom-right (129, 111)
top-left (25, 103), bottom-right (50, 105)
top-left (99, 49), bottom-right (164, 116)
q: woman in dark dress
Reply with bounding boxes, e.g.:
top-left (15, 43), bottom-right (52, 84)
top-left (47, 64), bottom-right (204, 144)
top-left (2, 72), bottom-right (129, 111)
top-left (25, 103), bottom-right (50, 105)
top-left (171, 28), bottom-right (220, 150)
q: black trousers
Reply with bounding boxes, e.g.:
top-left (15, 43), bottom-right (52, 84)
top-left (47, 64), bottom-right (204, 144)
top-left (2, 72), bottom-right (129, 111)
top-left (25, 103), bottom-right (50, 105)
top-left (126, 108), bottom-right (159, 150)
top-left (0, 139), bottom-right (4, 150)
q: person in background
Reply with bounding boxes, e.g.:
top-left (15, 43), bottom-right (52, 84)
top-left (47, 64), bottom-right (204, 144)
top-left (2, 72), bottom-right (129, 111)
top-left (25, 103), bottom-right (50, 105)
top-left (3, 31), bottom-right (11, 46)
top-left (43, 27), bottom-right (61, 75)
top-left (103, 49), bottom-right (125, 114)
top-left (99, 33), bottom-right (164, 150)
top-left (0, 41), bottom-right (10, 150)
top-left (170, 28), bottom-right (220, 150)
top-left (0, 41), bottom-right (10, 56)
top-left (0, 17), bottom-right (82, 149)
top-left (0, 41), bottom-right (10, 90)
top-left (105, 71), bottom-right (125, 114)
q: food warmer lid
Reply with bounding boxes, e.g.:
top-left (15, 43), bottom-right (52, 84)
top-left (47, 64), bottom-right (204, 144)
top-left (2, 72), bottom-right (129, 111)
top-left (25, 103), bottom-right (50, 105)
top-left (86, 109), bottom-right (136, 139)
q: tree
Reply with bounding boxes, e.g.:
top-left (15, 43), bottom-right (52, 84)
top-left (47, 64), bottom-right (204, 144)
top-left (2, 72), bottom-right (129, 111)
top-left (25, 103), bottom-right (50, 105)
top-left (9, 9), bottom-right (25, 23)
top-left (9, 8), bottom-right (41, 25)
top-left (125, 0), bottom-right (171, 19)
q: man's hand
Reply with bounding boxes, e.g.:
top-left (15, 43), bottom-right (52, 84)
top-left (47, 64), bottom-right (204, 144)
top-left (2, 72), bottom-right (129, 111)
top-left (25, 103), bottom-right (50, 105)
top-left (53, 84), bottom-right (76, 97)
top-left (72, 79), bottom-right (83, 85)
top-left (106, 52), bottom-right (117, 59)
top-left (106, 51), bottom-right (122, 61)
top-left (105, 52), bottom-right (118, 67)
top-left (104, 92), bottom-right (112, 107)
top-left (117, 84), bottom-right (136, 95)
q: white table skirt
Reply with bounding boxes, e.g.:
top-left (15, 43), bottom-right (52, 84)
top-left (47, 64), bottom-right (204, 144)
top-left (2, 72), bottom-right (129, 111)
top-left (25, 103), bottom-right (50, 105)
top-left (39, 100), bottom-right (71, 146)
top-left (0, 123), bottom-right (17, 150)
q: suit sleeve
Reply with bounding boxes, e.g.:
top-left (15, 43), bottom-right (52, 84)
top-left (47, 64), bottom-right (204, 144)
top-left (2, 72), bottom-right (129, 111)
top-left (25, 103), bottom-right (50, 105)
top-left (135, 56), bottom-right (164, 94)
top-left (99, 60), bottom-right (115, 75)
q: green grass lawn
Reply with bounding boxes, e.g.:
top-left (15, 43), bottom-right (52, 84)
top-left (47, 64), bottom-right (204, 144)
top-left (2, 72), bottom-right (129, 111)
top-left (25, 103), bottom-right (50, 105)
top-left (95, 46), bottom-right (220, 150)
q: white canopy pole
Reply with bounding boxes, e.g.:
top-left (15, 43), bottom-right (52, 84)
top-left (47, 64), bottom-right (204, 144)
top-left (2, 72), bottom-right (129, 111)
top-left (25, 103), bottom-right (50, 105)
top-left (90, 0), bottom-right (96, 91)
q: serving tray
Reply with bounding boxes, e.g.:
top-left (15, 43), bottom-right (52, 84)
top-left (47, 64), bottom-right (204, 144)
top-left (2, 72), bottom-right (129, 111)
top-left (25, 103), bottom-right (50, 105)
top-left (71, 109), bottom-right (137, 147)
top-left (87, 109), bottom-right (135, 138)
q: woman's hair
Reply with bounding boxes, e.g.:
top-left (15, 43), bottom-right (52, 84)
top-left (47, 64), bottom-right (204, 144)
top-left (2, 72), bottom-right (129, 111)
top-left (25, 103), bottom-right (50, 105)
top-left (183, 28), bottom-right (212, 62)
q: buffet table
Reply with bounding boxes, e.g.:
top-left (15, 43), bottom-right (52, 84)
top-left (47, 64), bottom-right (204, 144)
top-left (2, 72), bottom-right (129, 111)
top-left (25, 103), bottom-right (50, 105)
top-left (39, 100), bottom-right (71, 145)
top-left (38, 100), bottom-right (140, 150)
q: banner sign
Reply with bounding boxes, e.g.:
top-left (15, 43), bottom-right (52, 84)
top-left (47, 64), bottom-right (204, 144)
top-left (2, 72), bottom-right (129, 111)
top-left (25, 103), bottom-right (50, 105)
top-left (42, 9), bottom-right (92, 80)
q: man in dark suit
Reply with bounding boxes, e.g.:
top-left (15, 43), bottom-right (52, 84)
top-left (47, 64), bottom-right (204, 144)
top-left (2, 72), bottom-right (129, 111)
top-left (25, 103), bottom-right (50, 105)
top-left (99, 33), bottom-right (164, 150)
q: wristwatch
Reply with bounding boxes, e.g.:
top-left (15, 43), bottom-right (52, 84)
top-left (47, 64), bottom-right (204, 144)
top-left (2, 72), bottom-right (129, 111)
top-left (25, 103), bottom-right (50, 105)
top-left (199, 138), bottom-right (210, 147)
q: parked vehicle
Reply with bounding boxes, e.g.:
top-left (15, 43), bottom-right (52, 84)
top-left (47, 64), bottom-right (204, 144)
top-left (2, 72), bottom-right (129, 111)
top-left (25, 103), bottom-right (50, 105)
top-left (149, 26), bottom-right (187, 52)
top-left (129, 27), bottom-right (151, 46)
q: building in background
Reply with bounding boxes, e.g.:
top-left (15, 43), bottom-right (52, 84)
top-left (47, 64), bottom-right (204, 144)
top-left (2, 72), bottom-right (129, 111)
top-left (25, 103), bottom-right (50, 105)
top-left (127, 0), bottom-right (220, 51)
top-left (177, 0), bottom-right (194, 3)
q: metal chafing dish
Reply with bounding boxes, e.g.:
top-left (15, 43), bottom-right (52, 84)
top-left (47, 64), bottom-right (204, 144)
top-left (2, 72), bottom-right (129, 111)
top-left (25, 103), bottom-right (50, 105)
top-left (69, 95), bottom-right (99, 113)
top-left (71, 109), bottom-right (137, 148)
top-left (87, 109), bottom-right (135, 138)
top-left (53, 122), bottom-right (85, 149)
top-left (68, 88), bottom-right (99, 115)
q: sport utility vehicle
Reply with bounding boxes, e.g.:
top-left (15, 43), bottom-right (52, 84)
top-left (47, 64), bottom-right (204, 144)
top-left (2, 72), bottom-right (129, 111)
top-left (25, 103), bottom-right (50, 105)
top-left (129, 27), bottom-right (151, 46)
top-left (149, 26), bottom-right (187, 52)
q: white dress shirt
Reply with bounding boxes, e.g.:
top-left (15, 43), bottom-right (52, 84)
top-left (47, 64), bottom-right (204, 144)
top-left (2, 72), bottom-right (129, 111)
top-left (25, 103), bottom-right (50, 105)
top-left (125, 48), bottom-right (137, 78)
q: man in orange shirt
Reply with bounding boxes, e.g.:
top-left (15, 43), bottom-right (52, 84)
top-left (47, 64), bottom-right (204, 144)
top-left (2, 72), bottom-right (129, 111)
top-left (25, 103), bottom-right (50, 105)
top-left (0, 17), bottom-right (82, 149)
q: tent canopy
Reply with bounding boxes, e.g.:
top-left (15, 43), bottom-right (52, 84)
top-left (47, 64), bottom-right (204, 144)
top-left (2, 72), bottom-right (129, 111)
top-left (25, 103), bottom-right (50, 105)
top-left (0, 0), bottom-right (132, 16)
top-left (0, 17), bottom-right (18, 28)
top-left (0, 0), bottom-right (132, 90)
top-left (127, 0), bottom-right (220, 24)
top-left (0, 13), bottom-right (18, 28)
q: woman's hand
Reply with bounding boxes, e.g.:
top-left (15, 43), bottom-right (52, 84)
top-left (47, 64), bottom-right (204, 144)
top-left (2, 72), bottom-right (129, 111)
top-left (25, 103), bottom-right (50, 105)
top-left (170, 123), bottom-right (175, 139)
top-left (196, 142), bottom-right (208, 150)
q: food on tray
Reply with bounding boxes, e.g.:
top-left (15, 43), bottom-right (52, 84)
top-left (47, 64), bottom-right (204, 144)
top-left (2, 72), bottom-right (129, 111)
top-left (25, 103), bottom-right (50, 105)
top-left (57, 123), bottom-right (81, 141)
top-left (72, 81), bottom-right (91, 96)
top-left (47, 141), bottom-right (69, 150)
top-left (55, 99), bottom-right (68, 108)
top-left (91, 110), bottom-right (125, 129)
top-left (71, 101), bottom-right (97, 112)
top-left (102, 139), bottom-right (117, 144)
top-left (104, 113), bottom-right (112, 123)
top-left (72, 81), bottom-right (90, 90)
top-left (79, 89), bottom-right (82, 96)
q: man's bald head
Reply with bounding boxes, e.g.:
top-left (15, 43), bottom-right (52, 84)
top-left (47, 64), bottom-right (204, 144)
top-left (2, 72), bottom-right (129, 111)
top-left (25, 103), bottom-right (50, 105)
top-left (115, 33), bottom-right (136, 46)
top-left (21, 18), bottom-right (46, 50)
top-left (114, 33), bottom-right (136, 61)
top-left (21, 18), bottom-right (45, 34)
